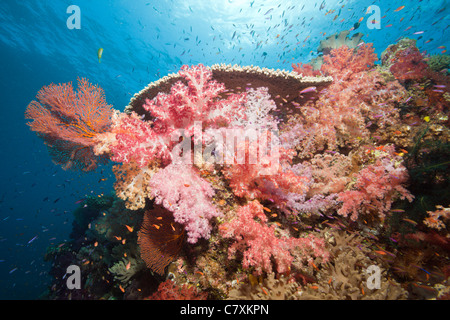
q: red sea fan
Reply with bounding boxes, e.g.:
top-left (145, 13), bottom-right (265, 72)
top-left (25, 78), bottom-right (113, 171)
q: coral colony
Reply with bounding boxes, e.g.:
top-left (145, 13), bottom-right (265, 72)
top-left (26, 36), bottom-right (449, 300)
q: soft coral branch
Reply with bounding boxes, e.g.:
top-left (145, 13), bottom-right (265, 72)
top-left (220, 200), bottom-right (329, 275)
top-left (148, 163), bottom-right (222, 244)
top-left (337, 148), bottom-right (414, 221)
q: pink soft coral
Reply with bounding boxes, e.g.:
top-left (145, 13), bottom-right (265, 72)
top-left (143, 64), bottom-right (246, 142)
top-left (220, 200), bottom-right (329, 275)
top-left (96, 111), bottom-right (174, 167)
top-left (95, 64), bottom-right (247, 168)
top-left (148, 162), bottom-right (221, 244)
top-left (222, 139), bottom-right (309, 207)
top-left (321, 44), bottom-right (378, 80)
top-left (337, 148), bottom-right (414, 221)
top-left (292, 62), bottom-right (322, 77)
top-left (284, 43), bottom-right (405, 155)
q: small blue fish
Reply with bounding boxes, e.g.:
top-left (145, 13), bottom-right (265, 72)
top-left (28, 235), bottom-right (38, 244)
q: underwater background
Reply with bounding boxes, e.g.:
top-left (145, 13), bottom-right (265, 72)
top-left (0, 0), bottom-right (449, 300)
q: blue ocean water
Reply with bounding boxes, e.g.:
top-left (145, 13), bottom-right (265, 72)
top-left (0, 0), bottom-right (448, 299)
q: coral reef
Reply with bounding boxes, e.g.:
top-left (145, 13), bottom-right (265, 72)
top-left (427, 54), bottom-right (450, 73)
top-left (31, 37), bottom-right (449, 300)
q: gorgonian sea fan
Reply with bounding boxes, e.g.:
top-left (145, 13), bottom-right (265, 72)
top-left (25, 78), bottom-right (113, 171)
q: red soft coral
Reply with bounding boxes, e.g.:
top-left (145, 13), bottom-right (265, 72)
top-left (389, 46), bottom-right (429, 82)
top-left (292, 62), bottom-right (322, 77)
top-left (95, 65), bottom-right (247, 168)
top-left (285, 43), bottom-right (404, 154)
top-left (147, 280), bottom-right (207, 300)
top-left (220, 200), bottom-right (329, 275)
top-left (222, 139), bottom-right (309, 206)
top-left (337, 148), bottom-right (414, 221)
top-left (100, 111), bottom-right (174, 167)
top-left (321, 44), bottom-right (378, 81)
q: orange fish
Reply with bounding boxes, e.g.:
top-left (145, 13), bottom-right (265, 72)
top-left (94, 241), bottom-right (98, 247)
top-left (358, 17), bottom-right (364, 23)
top-left (394, 6), bottom-right (405, 12)
top-left (403, 218), bottom-right (417, 225)
top-left (311, 262), bottom-right (320, 271)
top-left (374, 250), bottom-right (387, 255)
top-left (126, 261), bottom-right (131, 270)
top-left (263, 207), bottom-right (271, 212)
top-left (119, 285), bottom-right (125, 293)
top-left (114, 236), bottom-right (122, 241)
top-left (153, 224), bottom-right (160, 229)
top-left (125, 225), bottom-right (133, 232)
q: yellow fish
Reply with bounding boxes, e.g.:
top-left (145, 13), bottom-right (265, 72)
top-left (97, 48), bottom-right (103, 63)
